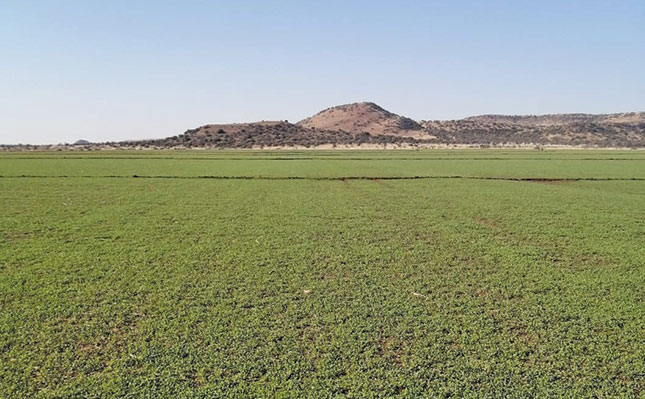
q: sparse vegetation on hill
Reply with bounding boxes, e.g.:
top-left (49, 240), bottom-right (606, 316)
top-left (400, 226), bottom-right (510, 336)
top-left (127, 122), bottom-right (418, 149)
top-left (297, 102), bottom-right (425, 137)
top-left (2, 103), bottom-right (644, 150)
top-left (463, 112), bottom-right (645, 126)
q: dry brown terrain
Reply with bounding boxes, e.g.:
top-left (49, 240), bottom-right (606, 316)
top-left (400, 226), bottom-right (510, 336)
top-left (297, 102), bottom-right (427, 138)
top-left (3, 103), bottom-right (644, 150)
top-left (462, 112), bottom-right (645, 126)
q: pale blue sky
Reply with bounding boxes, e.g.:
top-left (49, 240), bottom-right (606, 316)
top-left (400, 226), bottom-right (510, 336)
top-left (1, 1), bottom-right (644, 144)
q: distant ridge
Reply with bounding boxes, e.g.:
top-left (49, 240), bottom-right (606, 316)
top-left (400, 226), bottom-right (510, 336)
top-left (3, 103), bottom-right (644, 149)
top-left (463, 112), bottom-right (645, 126)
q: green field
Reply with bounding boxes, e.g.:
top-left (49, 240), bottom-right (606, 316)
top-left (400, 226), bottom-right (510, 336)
top-left (1, 150), bottom-right (644, 397)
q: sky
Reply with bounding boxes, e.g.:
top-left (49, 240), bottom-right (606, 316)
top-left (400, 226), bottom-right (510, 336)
top-left (1, 1), bottom-right (644, 144)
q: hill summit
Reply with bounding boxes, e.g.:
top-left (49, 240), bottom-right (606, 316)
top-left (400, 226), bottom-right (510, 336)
top-left (297, 102), bottom-right (424, 137)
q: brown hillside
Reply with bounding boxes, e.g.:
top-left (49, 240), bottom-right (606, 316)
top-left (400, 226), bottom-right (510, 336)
top-left (9, 103), bottom-right (643, 149)
top-left (463, 112), bottom-right (645, 126)
top-left (124, 120), bottom-right (415, 149)
top-left (297, 102), bottom-right (426, 138)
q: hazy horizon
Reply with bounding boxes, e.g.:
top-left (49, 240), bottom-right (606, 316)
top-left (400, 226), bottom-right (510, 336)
top-left (2, 1), bottom-right (644, 144)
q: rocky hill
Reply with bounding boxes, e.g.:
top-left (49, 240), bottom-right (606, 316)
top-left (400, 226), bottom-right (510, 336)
top-left (297, 102), bottom-right (426, 138)
top-left (121, 120), bottom-right (413, 149)
top-left (422, 112), bottom-right (645, 147)
top-left (3, 103), bottom-right (644, 150)
top-left (120, 107), bottom-right (644, 148)
top-left (463, 112), bottom-right (645, 126)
